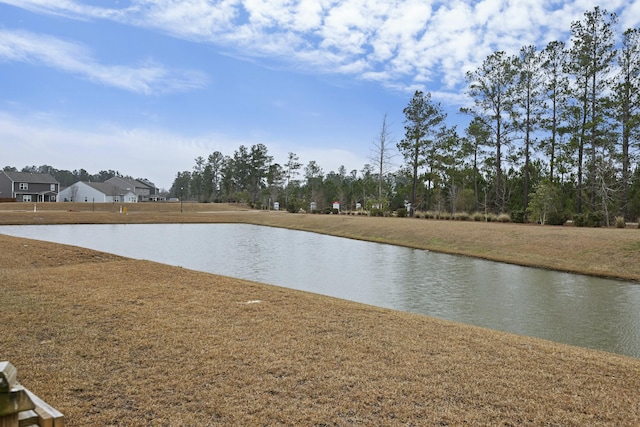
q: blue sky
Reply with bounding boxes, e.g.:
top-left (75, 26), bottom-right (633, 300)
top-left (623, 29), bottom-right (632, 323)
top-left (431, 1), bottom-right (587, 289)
top-left (1, 1), bottom-right (640, 190)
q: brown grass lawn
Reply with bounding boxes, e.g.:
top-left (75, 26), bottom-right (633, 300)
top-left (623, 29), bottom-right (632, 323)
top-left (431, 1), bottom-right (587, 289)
top-left (2, 202), bottom-right (640, 425)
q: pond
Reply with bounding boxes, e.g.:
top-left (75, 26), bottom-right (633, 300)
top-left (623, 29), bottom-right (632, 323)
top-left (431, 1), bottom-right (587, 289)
top-left (2, 223), bottom-right (640, 358)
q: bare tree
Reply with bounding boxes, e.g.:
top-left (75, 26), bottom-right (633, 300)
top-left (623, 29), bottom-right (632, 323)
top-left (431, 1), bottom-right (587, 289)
top-left (370, 113), bottom-right (395, 209)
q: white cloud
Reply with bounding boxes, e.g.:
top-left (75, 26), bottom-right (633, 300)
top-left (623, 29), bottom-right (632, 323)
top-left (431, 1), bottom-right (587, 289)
top-left (4, 0), bottom-right (640, 99)
top-left (0, 0), bottom-right (126, 19)
top-left (0, 29), bottom-right (209, 94)
top-left (620, 1), bottom-right (640, 29)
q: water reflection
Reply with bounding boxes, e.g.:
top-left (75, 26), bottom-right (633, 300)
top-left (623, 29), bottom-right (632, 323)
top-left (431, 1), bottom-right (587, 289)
top-left (2, 223), bottom-right (639, 358)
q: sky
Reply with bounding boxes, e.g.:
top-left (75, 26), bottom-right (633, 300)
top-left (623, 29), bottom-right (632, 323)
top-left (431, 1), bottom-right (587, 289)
top-left (1, 1), bottom-right (640, 190)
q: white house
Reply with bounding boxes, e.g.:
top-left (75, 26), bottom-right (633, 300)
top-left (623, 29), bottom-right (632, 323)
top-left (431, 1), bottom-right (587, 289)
top-left (58, 182), bottom-right (137, 203)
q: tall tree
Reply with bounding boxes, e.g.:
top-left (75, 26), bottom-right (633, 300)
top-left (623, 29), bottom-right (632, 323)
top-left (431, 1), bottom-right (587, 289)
top-left (398, 90), bottom-right (447, 214)
top-left (359, 164), bottom-right (378, 209)
top-left (219, 155), bottom-right (234, 201)
top-left (284, 152), bottom-right (302, 207)
top-left (567, 6), bottom-right (618, 212)
top-left (202, 162), bottom-right (214, 201)
top-left (304, 160), bottom-right (324, 208)
top-left (464, 117), bottom-right (491, 212)
top-left (267, 163), bottom-right (284, 208)
top-left (436, 128), bottom-right (465, 215)
top-left (192, 156), bottom-right (205, 201)
top-left (614, 28), bottom-right (640, 219)
top-left (540, 40), bottom-right (570, 183)
top-left (513, 45), bottom-right (545, 213)
top-left (248, 144), bottom-right (273, 206)
top-left (464, 51), bottom-right (518, 212)
top-left (171, 171), bottom-right (191, 199)
top-left (231, 145), bottom-right (251, 200)
top-left (206, 151), bottom-right (225, 202)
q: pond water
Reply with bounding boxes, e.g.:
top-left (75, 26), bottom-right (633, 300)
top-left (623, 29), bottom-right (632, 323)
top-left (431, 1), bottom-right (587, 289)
top-left (2, 223), bottom-right (640, 358)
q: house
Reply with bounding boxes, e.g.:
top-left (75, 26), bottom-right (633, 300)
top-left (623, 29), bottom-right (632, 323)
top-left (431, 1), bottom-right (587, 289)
top-left (0, 171), bottom-right (60, 202)
top-left (105, 177), bottom-right (158, 202)
top-left (58, 182), bottom-right (137, 203)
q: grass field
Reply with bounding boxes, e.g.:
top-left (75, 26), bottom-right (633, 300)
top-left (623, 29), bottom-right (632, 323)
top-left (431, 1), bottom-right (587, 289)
top-left (1, 202), bottom-right (640, 425)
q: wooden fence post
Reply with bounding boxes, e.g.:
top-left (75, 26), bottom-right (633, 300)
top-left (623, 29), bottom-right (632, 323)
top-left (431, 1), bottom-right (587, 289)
top-left (0, 362), bottom-right (63, 427)
top-left (0, 362), bottom-right (35, 427)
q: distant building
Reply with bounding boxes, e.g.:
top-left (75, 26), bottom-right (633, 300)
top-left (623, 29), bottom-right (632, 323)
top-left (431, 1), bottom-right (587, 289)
top-left (105, 177), bottom-right (159, 202)
top-left (0, 171), bottom-right (59, 202)
top-left (58, 182), bottom-right (137, 203)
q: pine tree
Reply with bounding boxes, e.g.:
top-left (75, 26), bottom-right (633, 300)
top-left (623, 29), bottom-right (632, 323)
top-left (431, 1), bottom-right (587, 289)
top-left (398, 90), bottom-right (447, 214)
top-left (464, 51), bottom-right (518, 212)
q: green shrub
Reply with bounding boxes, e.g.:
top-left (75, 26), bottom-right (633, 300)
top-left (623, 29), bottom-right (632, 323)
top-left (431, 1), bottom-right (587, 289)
top-left (369, 208), bottom-right (384, 217)
top-left (572, 212), bottom-right (604, 227)
top-left (615, 216), bottom-right (626, 228)
top-left (586, 211), bottom-right (604, 227)
top-left (286, 202), bottom-right (300, 213)
top-left (572, 213), bottom-right (584, 227)
top-left (396, 208), bottom-right (408, 218)
top-left (472, 212), bottom-right (484, 221)
top-left (511, 210), bottom-right (526, 223)
top-left (546, 212), bottom-right (568, 226)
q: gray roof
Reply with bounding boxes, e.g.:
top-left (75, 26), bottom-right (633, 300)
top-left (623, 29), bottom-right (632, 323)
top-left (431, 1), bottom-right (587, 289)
top-left (106, 176), bottom-right (148, 189)
top-left (2, 172), bottom-right (59, 184)
top-left (83, 182), bottom-right (133, 194)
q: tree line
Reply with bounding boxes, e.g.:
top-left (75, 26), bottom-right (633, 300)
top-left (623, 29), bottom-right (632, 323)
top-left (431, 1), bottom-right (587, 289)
top-left (170, 7), bottom-right (640, 224)
top-left (453, 6), bottom-right (640, 225)
top-left (2, 165), bottom-right (127, 188)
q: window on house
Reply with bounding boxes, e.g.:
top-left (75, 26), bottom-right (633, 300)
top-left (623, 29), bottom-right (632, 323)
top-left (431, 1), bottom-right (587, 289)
top-left (19, 183), bottom-right (28, 190)
top-left (23, 195), bottom-right (31, 202)
top-left (50, 184), bottom-right (56, 191)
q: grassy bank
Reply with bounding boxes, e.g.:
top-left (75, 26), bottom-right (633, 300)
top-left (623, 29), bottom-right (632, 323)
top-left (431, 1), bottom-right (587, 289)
top-left (2, 202), bottom-right (640, 425)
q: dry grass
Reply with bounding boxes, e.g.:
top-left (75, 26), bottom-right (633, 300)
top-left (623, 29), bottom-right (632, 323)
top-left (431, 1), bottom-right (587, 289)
top-left (2, 202), bottom-right (640, 425)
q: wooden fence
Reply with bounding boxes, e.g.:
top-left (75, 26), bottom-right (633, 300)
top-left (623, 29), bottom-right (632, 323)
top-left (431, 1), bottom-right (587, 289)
top-left (0, 362), bottom-right (63, 427)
